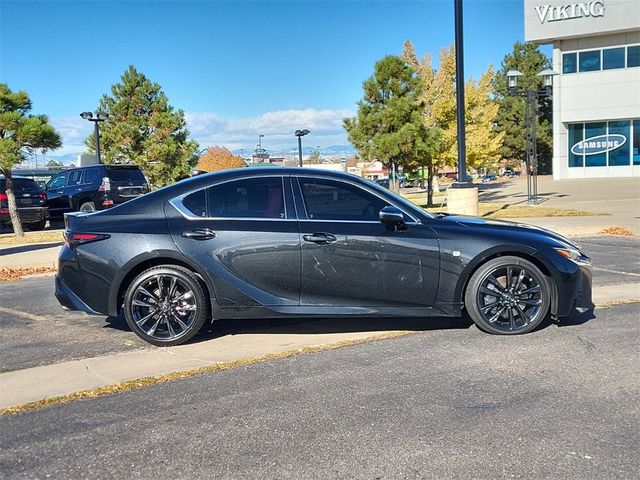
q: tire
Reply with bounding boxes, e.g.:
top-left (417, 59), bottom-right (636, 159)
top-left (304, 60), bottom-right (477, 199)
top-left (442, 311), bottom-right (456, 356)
top-left (123, 265), bottom-right (209, 346)
top-left (79, 201), bottom-right (96, 213)
top-left (464, 256), bottom-right (550, 335)
top-left (27, 219), bottom-right (47, 231)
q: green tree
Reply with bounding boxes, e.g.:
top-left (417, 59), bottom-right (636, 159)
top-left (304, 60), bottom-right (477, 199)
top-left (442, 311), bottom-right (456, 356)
top-left (344, 55), bottom-right (426, 192)
top-left (306, 149), bottom-right (323, 164)
top-left (46, 159), bottom-right (64, 167)
top-left (403, 41), bottom-right (504, 205)
top-left (87, 66), bottom-right (199, 186)
top-left (493, 42), bottom-right (552, 173)
top-left (0, 84), bottom-right (61, 237)
top-left (196, 146), bottom-right (245, 172)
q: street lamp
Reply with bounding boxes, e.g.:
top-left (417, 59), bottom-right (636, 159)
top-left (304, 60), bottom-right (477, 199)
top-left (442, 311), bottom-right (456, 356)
top-left (294, 129), bottom-right (310, 167)
top-left (506, 68), bottom-right (558, 204)
top-left (80, 111), bottom-right (107, 164)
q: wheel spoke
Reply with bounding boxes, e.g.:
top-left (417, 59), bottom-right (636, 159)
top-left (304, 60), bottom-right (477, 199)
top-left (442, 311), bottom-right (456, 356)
top-left (138, 286), bottom-right (159, 302)
top-left (480, 301), bottom-right (499, 313)
top-left (479, 285), bottom-right (500, 297)
top-left (166, 316), bottom-right (176, 337)
top-left (174, 291), bottom-right (193, 302)
top-left (132, 299), bottom-right (155, 309)
top-left (514, 304), bottom-right (531, 326)
top-left (156, 275), bottom-right (164, 298)
top-left (488, 305), bottom-right (507, 323)
top-left (171, 312), bottom-right (189, 331)
top-left (508, 307), bottom-right (516, 329)
top-left (506, 266), bottom-right (514, 289)
top-left (168, 276), bottom-right (178, 300)
top-left (514, 269), bottom-right (526, 292)
top-left (147, 317), bottom-right (162, 336)
top-left (136, 310), bottom-right (157, 327)
top-left (520, 298), bottom-right (543, 306)
top-left (486, 275), bottom-right (506, 293)
top-left (519, 284), bottom-right (540, 295)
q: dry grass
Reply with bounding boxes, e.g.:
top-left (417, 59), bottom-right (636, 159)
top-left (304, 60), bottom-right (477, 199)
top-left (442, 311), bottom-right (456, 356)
top-left (0, 267), bottom-right (57, 282)
top-left (0, 231), bottom-right (63, 246)
top-left (599, 227), bottom-right (635, 236)
top-left (0, 331), bottom-right (414, 415)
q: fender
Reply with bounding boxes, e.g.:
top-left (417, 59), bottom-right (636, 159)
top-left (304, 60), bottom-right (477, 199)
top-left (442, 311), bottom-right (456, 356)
top-left (107, 249), bottom-right (221, 317)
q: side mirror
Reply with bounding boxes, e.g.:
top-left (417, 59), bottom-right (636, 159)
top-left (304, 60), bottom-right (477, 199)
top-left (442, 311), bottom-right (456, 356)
top-left (379, 206), bottom-right (406, 230)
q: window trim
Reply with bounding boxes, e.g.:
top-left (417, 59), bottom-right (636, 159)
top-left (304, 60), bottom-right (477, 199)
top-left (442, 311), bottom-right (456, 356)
top-left (169, 175), bottom-right (293, 222)
top-left (562, 43), bottom-right (640, 75)
top-left (293, 175), bottom-right (420, 224)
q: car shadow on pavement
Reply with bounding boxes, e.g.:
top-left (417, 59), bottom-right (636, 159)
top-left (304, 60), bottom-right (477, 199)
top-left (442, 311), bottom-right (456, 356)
top-left (0, 242), bottom-right (63, 255)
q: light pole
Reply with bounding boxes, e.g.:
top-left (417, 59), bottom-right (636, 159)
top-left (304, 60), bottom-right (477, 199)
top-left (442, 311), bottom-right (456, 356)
top-left (294, 129), bottom-right (310, 167)
top-left (506, 68), bottom-right (557, 204)
top-left (80, 111), bottom-right (107, 164)
top-left (258, 134), bottom-right (264, 151)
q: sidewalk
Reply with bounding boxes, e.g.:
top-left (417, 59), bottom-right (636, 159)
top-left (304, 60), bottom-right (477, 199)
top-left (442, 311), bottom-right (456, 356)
top-left (0, 245), bottom-right (60, 269)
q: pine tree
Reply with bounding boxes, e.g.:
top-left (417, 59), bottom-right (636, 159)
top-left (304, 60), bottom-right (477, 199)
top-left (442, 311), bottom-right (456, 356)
top-left (344, 55), bottom-right (426, 192)
top-left (493, 42), bottom-right (552, 173)
top-left (87, 66), bottom-right (199, 187)
top-left (0, 84), bottom-right (61, 237)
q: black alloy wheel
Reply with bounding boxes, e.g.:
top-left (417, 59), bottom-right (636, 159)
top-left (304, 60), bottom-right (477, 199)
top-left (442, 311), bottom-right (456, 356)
top-left (124, 265), bottom-right (209, 346)
top-left (465, 256), bottom-right (550, 335)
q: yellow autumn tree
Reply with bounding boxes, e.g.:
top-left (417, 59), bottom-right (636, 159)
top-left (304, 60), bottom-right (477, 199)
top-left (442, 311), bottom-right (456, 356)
top-left (196, 146), bottom-right (245, 172)
top-left (402, 41), bottom-right (504, 201)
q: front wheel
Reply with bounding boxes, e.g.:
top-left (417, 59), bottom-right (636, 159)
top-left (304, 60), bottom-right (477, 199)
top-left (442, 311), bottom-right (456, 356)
top-left (465, 256), bottom-right (550, 335)
top-left (124, 265), bottom-right (209, 346)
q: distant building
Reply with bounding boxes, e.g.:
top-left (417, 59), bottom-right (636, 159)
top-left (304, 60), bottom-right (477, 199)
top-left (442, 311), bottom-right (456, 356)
top-left (525, 0), bottom-right (640, 179)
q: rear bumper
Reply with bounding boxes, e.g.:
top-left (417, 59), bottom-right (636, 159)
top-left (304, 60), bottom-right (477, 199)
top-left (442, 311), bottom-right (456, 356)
top-left (55, 274), bottom-right (101, 315)
top-left (0, 207), bottom-right (49, 225)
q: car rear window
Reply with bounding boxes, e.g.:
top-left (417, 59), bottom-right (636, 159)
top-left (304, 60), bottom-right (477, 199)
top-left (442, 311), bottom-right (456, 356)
top-left (107, 168), bottom-right (147, 183)
top-left (0, 178), bottom-right (41, 193)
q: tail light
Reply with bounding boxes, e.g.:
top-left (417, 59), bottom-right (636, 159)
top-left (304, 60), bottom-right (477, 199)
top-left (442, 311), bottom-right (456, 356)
top-left (98, 177), bottom-right (111, 192)
top-left (102, 199), bottom-right (114, 207)
top-left (39, 191), bottom-right (48, 202)
top-left (64, 232), bottom-right (110, 249)
top-left (0, 193), bottom-right (7, 214)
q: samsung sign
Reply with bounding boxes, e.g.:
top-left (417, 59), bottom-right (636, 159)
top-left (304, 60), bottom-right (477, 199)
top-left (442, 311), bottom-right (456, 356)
top-left (535, 1), bottom-right (605, 23)
top-left (571, 134), bottom-right (626, 155)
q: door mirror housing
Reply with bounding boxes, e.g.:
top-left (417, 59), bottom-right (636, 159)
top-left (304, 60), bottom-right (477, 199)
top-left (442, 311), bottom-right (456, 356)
top-left (379, 206), bottom-right (406, 230)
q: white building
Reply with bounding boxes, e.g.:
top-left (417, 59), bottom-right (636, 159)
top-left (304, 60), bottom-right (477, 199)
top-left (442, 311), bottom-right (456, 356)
top-left (525, 0), bottom-right (640, 179)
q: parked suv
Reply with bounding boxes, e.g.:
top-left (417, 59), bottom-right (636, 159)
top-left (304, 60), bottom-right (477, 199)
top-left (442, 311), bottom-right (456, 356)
top-left (0, 176), bottom-right (49, 230)
top-left (45, 164), bottom-right (150, 217)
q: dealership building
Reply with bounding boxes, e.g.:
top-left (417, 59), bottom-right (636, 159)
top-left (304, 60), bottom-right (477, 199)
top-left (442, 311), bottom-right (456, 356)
top-left (525, 0), bottom-right (640, 179)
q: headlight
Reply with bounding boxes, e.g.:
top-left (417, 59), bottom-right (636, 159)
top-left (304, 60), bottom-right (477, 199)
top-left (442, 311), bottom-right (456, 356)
top-left (555, 247), bottom-right (591, 265)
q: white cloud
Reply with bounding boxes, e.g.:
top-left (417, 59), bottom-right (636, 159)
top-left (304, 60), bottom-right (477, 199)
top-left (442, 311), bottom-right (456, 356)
top-left (49, 108), bottom-right (355, 158)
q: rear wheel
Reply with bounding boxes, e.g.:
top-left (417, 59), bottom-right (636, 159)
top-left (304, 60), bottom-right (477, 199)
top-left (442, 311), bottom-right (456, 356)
top-left (124, 266), bottom-right (209, 346)
top-left (465, 256), bottom-right (550, 335)
top-left (79, 201), bottom-right (96, 213)
top-left (27, 219), bottom-right (47, 231)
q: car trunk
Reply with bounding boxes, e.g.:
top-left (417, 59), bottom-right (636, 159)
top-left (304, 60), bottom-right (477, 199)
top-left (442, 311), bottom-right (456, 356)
top-left (0, 178), bottom-right (47, 209)
top-left (106, 167), bottom-right (149, 198)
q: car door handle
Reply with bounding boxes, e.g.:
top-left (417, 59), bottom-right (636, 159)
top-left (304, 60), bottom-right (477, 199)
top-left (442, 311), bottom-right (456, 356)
top-left (182, 228), bottom-right (216, 240)
top-left (303, 232), bottom-right (337, 244)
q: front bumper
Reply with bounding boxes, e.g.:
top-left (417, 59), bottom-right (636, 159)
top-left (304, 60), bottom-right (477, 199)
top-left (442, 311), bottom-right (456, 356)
top-left (55, 274), bottom-right (101, 315)
top-left (573, 264), bottom-right (594, 313)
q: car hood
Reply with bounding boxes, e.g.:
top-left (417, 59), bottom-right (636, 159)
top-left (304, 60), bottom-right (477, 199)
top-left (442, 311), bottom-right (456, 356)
top-left (434, 213), bottom-right (582, 250)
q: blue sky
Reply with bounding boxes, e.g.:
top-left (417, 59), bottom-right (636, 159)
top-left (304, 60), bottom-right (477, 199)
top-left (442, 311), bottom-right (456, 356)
top-left (1, 0), bottom-right (547, 157)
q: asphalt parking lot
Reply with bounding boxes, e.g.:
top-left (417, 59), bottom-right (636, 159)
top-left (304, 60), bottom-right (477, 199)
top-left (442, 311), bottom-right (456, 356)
top-left (1, 301), bottom-right (638, 479)
top-left (1, 235), bottom-right (638, 373)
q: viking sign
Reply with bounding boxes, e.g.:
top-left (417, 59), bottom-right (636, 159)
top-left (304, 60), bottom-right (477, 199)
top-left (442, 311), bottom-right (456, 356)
top-left (571, 134), bottom-right (626, 155)
top-left (535, 1), bottom-right (605, 24)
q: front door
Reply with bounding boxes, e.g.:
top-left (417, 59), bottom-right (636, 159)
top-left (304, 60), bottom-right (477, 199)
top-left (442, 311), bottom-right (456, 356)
top-left (167, 175), bottom-right (301, 308)
top-left (45, 171), bottom-right (71, 217)
top-left (294, 177), bottom-right (439, 307)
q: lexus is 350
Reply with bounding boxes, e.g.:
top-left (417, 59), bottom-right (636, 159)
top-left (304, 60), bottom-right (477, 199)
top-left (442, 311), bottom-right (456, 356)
top-left (56, 168), bottom-right (593, 346)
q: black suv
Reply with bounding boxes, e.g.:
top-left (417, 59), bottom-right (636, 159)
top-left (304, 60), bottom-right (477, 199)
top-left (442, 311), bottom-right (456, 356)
top-left (0, 176), bottom-right (49, 230)
top-left (45, 164), bottom-right (150, 217)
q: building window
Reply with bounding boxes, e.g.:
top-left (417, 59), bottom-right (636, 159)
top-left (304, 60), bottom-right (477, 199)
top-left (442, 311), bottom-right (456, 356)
top-left (579, 50), bottom-right (601, 72)
top-left (608, 121), bottom-right (631, 166)
top-left (603, 47), bottom-right (626, 70)
top-left (568, 120), bottom-right (637, 168)
top-left (633, 120), bottom-right (640, 166)
top-left (568, 124), bottom-right (584, 168)
top-left (562, 53), bottom-right (577, 74)
top-left (628, 45), bottom-right (640, 68)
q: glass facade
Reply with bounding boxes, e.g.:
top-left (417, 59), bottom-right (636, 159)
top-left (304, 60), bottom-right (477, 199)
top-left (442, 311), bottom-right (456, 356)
top-left (562, 44), bottom-right (640, 74)
top-left (568, 119), bottom-right (639, 168)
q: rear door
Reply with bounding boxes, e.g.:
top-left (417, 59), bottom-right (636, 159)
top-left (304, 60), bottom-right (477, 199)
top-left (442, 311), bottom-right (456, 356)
top-left (45, 171), bottom-right (71, 216)
top-left (166, 175), bottom-right (301, 308)
top-left (294, 176), bottom-right (440, 307)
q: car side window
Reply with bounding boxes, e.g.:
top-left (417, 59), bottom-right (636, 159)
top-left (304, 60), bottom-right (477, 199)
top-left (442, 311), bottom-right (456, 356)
top-left (182, 189), bottom-right (207, 218)
top-left (207, 177), bottom-right (285, 219)
top-left (47, 174), bottom-right (67, 190)
top-left (83, 168), bottom-right (101, 184)
top-left (299, 178), bottom-right (389, 221)
top-left (67, 170), bottom-right (82, 186)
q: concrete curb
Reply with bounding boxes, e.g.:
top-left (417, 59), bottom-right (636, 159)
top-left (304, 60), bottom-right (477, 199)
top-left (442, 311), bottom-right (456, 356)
top-left (1, 282), bottom-right (638, 411)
